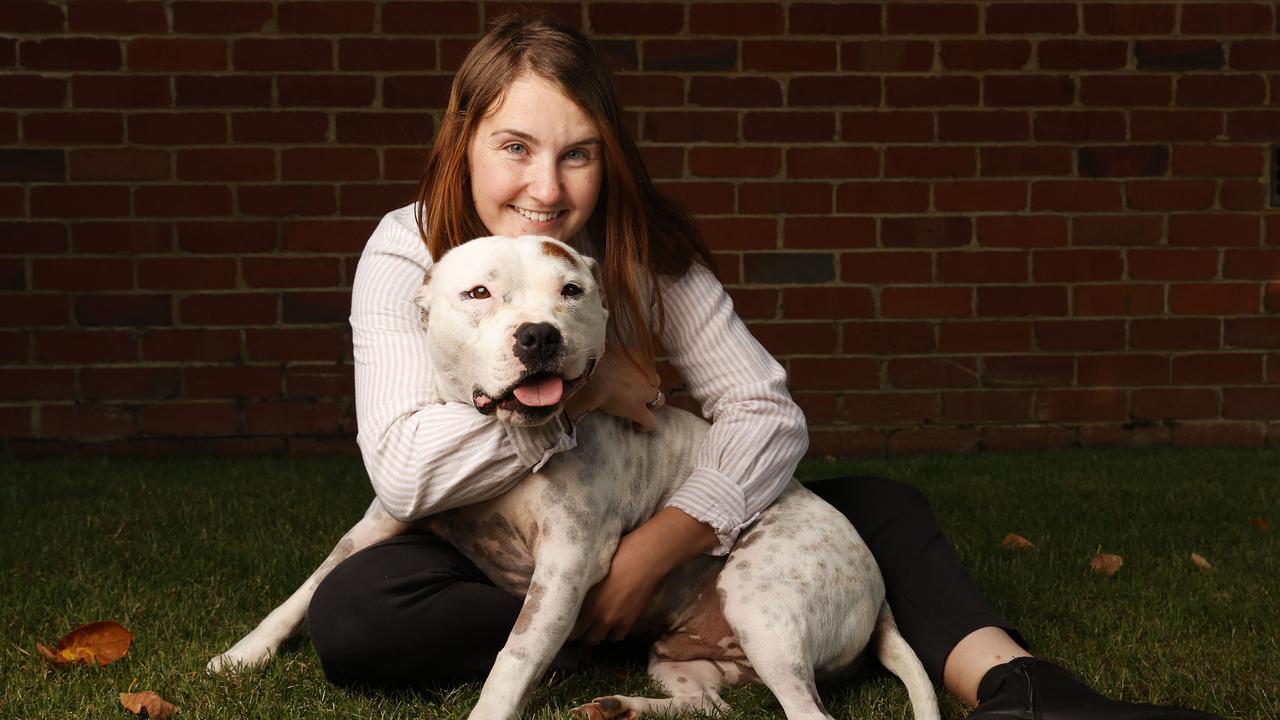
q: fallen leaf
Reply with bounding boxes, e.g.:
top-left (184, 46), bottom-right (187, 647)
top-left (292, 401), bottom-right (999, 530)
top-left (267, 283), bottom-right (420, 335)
top-left (1190, 553), bottom-right (1214, 573)
top-left (120, 691), bottom-right (178, 719)
top-left (1090, 552), bottom-right (1123, 577)
top-left (1000, 533), bottom-right (1035, 551)
top-left (36, 621), bottom-right (132, 668)
top-left (1250, 517), bottom-right (1271, 532)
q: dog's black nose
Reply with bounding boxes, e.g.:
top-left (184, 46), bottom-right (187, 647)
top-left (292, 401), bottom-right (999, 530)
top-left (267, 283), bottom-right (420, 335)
top-left (513, 322), bottom-right (562, 365)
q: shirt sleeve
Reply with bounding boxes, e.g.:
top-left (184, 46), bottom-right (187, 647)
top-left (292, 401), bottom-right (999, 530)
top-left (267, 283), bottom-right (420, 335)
top-left (351, 206), bottom-right (576, 522)
top-left (656, 262), bottom-right (809, 555)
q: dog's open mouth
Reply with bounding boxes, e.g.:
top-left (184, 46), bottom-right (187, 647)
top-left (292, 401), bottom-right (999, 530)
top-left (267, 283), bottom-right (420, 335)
top-left (473, 361), bottom-right (594, 417)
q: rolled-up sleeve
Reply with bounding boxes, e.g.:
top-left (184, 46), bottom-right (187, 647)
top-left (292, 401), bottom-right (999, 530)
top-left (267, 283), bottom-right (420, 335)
top-left (351, 207), bottom-right (576, 522)
top-left (657, 263), bottom-right (809, 554)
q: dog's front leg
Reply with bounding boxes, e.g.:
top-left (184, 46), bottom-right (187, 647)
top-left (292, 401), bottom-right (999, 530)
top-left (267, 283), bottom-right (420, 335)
top-left (468, 534), bottom-right (616, 720)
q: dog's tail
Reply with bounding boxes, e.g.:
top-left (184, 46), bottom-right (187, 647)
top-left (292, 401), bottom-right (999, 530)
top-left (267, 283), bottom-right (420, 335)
top-left (873, 603), bottom-right (941, 720)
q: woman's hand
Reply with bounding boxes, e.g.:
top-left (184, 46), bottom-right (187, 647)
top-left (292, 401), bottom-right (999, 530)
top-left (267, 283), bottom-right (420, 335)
top-left (564, 344), bottom-right (664, 431)
top-left (570, 507), bottom-right (718, 645)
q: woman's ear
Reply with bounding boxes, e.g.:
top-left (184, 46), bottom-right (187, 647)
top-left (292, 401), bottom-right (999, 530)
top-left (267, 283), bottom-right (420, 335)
top-left (413, 269), bottom-right (432, 324)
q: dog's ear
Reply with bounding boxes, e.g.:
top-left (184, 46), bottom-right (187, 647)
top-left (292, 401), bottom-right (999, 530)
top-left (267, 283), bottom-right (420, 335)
top-left (412, 268), bottom-right (432, 324)
top-left (582, 256), bottom-right (605, 305)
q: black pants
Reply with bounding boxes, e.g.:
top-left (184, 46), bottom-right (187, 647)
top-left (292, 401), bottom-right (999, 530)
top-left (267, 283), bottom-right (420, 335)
top-left (307, 476), bottom-right (1023, 691)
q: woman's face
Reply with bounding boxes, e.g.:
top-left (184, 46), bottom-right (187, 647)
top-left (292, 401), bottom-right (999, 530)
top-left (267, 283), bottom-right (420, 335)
top-left (467, 73), bottom-right (603, 242)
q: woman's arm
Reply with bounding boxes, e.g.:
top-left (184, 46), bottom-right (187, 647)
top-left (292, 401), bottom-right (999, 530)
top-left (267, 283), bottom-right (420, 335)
top-left (352, 207), bottom-right (576, 521)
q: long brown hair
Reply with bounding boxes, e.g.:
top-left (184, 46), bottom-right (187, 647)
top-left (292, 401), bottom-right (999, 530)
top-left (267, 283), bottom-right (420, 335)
top-left (415, 12), bottom-right (713, 371)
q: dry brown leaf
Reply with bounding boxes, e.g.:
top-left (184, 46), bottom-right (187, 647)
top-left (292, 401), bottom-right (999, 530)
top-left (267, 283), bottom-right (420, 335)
top-left (36, 621), bottom-right (132, 668)
top-left (120, 691), bottom-right (178, 719)
top-left (1090, 552), bottom-right (1123, 577)
top-left (1001, 533), bottom-right (1035, 551)
top-left (1250, 517), bottom-right (1271, 532)
top-left (1190, 552), bottom-right (1215, 573)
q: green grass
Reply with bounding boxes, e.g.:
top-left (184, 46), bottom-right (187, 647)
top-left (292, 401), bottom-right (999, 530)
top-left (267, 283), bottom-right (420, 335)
top-left (0, 448), bottom-right (1275, 719)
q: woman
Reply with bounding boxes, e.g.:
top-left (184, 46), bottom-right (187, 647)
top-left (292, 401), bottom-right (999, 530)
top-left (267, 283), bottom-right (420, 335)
top-left (308, 13), bottom-right (1219, 720)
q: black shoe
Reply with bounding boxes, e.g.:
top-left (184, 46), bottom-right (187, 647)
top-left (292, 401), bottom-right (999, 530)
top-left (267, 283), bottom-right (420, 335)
top-left (968, 657), bottom-right (1223, 720)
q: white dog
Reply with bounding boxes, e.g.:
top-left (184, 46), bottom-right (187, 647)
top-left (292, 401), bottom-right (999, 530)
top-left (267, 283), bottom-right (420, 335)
top-left (209, 235), bottom-right (939, 720)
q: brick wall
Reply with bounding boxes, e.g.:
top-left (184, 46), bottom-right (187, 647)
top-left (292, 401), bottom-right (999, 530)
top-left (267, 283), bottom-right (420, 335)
top-left (3, 0), bottom-right (1279, 459)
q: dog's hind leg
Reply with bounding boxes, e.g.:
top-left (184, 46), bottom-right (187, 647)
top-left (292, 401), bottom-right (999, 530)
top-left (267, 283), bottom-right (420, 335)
top-left (872, 604), bottom-right (940, 720)
top-left (571, 656), bottom-right (734, 720)
top-left (206, 501), bottom-right (406, 674)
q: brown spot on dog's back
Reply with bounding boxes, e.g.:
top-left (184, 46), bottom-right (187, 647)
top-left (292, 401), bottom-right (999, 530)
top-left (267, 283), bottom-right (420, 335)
top-left (541, 240), bottom-right (579, 268)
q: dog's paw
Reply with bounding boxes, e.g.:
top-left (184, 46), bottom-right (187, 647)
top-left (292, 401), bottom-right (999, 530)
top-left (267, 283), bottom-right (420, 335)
top-left (570, 697), bottom-right (636, 720)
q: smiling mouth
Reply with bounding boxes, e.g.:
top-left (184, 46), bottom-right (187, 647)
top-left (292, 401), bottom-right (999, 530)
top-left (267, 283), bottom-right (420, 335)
top-left (511, 205), bottom-right (565, 223)
top-left (473, 360), bottom-right (595, 417)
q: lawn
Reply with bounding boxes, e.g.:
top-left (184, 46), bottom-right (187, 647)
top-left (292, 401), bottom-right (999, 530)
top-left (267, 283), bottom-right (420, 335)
top-left (0, 448), bottom-right (1275, 719)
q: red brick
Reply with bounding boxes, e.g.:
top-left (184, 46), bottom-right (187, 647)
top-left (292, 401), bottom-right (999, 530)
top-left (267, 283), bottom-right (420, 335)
top-left (243, 257), bottom-right (342, 289)
top-left (31, 185), bottom-right (131, 219)
top-left (844, 321), bottom-right (935, 354)
top-left (889, 426), bottom-right (980, 456)
top-left (386, 147), bottom-right (428, 180)
top-left (246, 328), bottom-right (347, 361)
top-left (338, 39), bottom-right (435, 71)
top-left (1035, 389), bottom-right (1127, 422)
top-left (0, 1), bottom-right (65, 32)
top-left (141, 329), bottom-right (240, 362)
top-left (1130, 249), bottom-right (1219, 281)
top-left (1228, 110), bottom-right (1280, 141)
top-left (1183, 3), bottom-right (1274, 35)
top-left (616, 75), bottom-right (684, 108)
top-left (1232, 40), bottom-right (1280, 70)
top-left (1173, 145), bottom-right (1265, 177)
top-left (1219, 180), bottom-right (1266, 211)
top-left (185, 366), bottom-right (281, 399)
top-left (1079, 145), bottom-right (1169, 178)
top-left (42, 404), bottom-right (137, 439)
top-left (689, 148), bottom-right (781, 178)
top-left (0, 406), bottom-right (33, 438)
top-left (935, 182), bottom-right (1027, 212)
top-left (987, 3), bottom-right (1076, 33)
top-left (699, 217), bottom-right (777, 252)
top-left (177, 149), bottom-right (276, 182)
top-left (138, 258), bottom-right (238, 291)
top-left (586, 2), bottom-right (681, 34)
top-left (644, 111), bottom-right (737, 143)
top-left (1039, 40), bottom-right (1127, 71)
top-left (0, 222), bottom-right (66, 254)
top-left (35, 330), bottom-right (136, 363)
top-left (1074, 284), bottom-right (1163, 316)
top-left (175, 75), bottom-right (272, 107)
top-left (1078, 354), bottom-right (1170, 386)
top-left (74, 294), bottom-right (171, 327)
top-left (783, 216), bottom-right (876, 250)
top-left (655, 181), bottom-right (734, 215)
top-left (81, 367), bottom-right (179, 401)
top-left (278, 1), bottom-right (373, 32)
top-left (782, 148), bottom-right (875, 180)
top-left (842, 112), bottom-right (933, 143)
top-left (791, 2), bottom-right (880, 34)
top-left (690, 2), bottom-right (781, 34)
top-left (842, 251), bottom-right (931, 284)
top-left (1177, 74), bottom-right (1266, 107)
top-left (0, 294), bottom-right (68, 327)
top-left (130, 112), bottom-right (227, 145)
top-left (287, 365), bottom-right (354, 398)
top-left (889, 357), bottom-right (979, 389)
top-left (244, 400), bottom-right (345, 434)
top-left (1135, 40), bottom-right (1226, 71)
top-left (179, 293), bottom-right (277, 326)
top-left (1173, 353), bottom-right (1263, 384)
top-left (236, 39), bottom-right (333, 71)
top-left (725, 287), bottom-right (777, 320)
top-left (280, 148), bottom-right (377, 182)
top-left (278, 74), bottom-right (376, 108)
top-left (284, 291), bottom-right (352, 325)
top-left (1033, 250), bottom-right (1124, 283)
top-left (1126, 180), bottom-right (1216, 211)
top-left (282, 219), bottom-right (375, 253)
top-left (1133, 388), bottom-right (1219, 420)
top-left (125, 38), bottom-right (226, 73)
top-left (886, 77), bottom-right (979, 107)
top-left (0, 75), bottom-right (67, 108)
top-left (1035, 111), bottom-right (1126, 142)
top-left (747, 321), bottom-right (838, 355)
top-left (941, 40), bottom-right (1030, 71)
top-left (942, 391), bottom-right (1032, 422)
top-left (134, 185), bottom-right (233, 218)
top-left (20, 39), bottom-right (121, 71)
top-left (836, 182), bottom-right (930, 214)
top-left (179, 221), bottom-right (276, 254)
top-left (1170, 214), bottom-right (1260, 247)
top-left (885, 147), bottom-right (974, 178)
top-left (1132, 110), bottom-right (1224, 141)
top-left (32, 258), bottom-right (132, 292)
top-left (937, 251), bottom-right (1025, 284)
top-left (1225, 249), bottom-right (1280, 279)
top-left (69, 149), bottom-right (170, 182)
top-left (239, 184), bottom-right (338, 217)
top-left (882, 287), bottom-right (971, 319)
top-left (381, 2), bottom-right (478, 34)
top-left (984, 425), bottom-right (1078, 451)
top-left (232, 112), bottom-right (329, 144)
top-left (1080, 75), bottom-right (1173, 106)
top-left (977, 286), bottom-right (1068, 317)
top-left (883, 217), bottom-right (971, 248)
top-left (1226, 318), bottom-right (1280, 348)
top-left (939, 320), bottom-right (1032, 352)
top-left (0, 368), bottom-right (70, 401)
top-left (688, 77), bottom-right (781, 108)
top-left (782, 287), bottom-right (874, 319)
top-left (843, 41), bottom-right (933, 72)
top-left (0, 186), bottom-right (22, 217)
top-left (744, 112), bottom-right (835, 142)
top-left (1084, 4), bottom-right (1175, 34)
top-left (980, 146), bottom-right (1073, 177)
top-left (888, 3), bottom-right (977, 34)
top-left (1033, 320), bottom-right (1124, 351)
top-left (975, 215), bottom-right (1068, 249)
top-left (789, 357), bottom-right (879, 391)
top-left (1224, 387), bottom-right (1280, 419)
top-left (1071, 215), bottom-right (1163, 246)
top-left (743, 41), bottom-right (836, 72)
top-left (173, 1), bottom-right (273, 33)
top-left (792, 392), bottom-right (837, 425)
top-left (938, 112), bottom-right (1030, 142)
top-left (789, 75), bottom-right (880, 108)
top-left (0, 148), bottom-right (64, 182)
top-left (990, 77), bottom-right (1077, 109)
top-left (983, 355), bottom-right (1074, 387)
top-left (24, 112), bottom-right (123, 145)
top-left (1132, 318), bottom-right (1223, 349)
top-left (1031, 181), bottom-right (1123, 212)
top-left (338, 182), bottom-right (416, 217)
top-left (1170, 283), bottom-right (1259, 315)
top-left (643, 40), bottom-right (736, 72)
top-left (139, 402), bottom-right (240, 436)
top-left (841, 392), bottom-right (937, 424)
top-left (739, 183), bottom-right (832, 215)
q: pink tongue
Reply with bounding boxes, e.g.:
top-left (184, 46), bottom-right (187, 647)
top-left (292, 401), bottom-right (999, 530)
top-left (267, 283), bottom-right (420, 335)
top-left (512, 375), bottom-right (564, 407)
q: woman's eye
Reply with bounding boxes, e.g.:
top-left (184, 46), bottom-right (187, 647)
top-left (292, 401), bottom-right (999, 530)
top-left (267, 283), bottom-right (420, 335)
top-left (564, 148), bottom-right (588, 162)
top-left (467, 286), bottom-right (491, 300)
top-left (561, 283), bottom-right (583, 298)
top-left (505, 143), bottom-right (527, 156)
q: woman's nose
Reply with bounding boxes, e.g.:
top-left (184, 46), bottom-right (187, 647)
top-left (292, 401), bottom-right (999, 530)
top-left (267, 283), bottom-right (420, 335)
top-left (526, 158), bottom-right (563, 205)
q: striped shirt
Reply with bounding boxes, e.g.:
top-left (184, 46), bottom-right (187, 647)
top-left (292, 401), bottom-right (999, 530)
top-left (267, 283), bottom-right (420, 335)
top-left (351, 204), bottom-right (809, 555)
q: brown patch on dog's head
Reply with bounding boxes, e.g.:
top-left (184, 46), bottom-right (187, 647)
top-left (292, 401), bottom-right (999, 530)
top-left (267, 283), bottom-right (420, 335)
top-left (541, 240), bottom-right (579, 268)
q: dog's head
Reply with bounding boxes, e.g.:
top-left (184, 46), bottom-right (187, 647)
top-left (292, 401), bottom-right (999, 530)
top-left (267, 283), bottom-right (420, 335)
top-left (414, 235), bottom-right (607, 427)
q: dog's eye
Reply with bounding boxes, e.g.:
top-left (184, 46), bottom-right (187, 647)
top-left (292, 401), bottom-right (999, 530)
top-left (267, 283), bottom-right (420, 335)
top-left (561, 283), bottom-right (583, 299)
top-left (466, 286), bottom-right (491, 300)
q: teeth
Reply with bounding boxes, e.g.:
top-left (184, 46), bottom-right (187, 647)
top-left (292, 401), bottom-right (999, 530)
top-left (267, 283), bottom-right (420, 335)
top-left (513, 206), bottom-right (560, 222)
